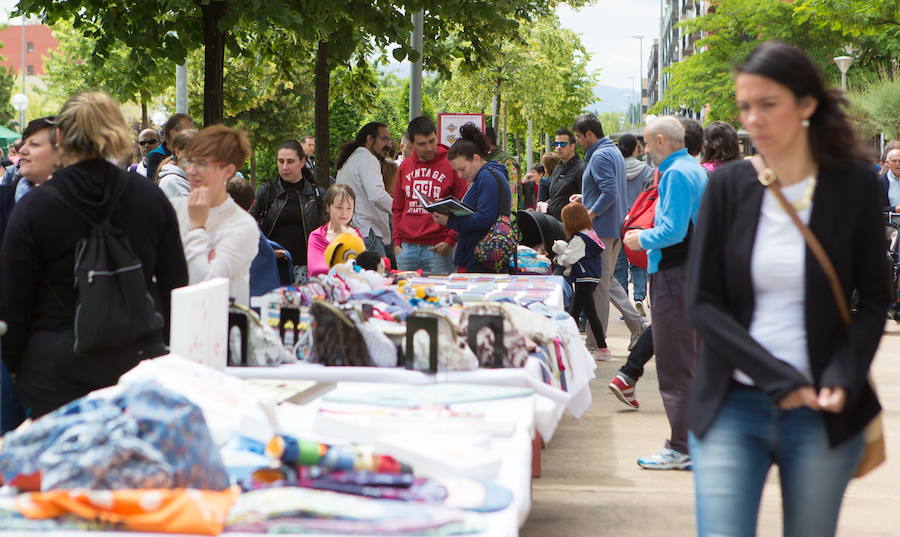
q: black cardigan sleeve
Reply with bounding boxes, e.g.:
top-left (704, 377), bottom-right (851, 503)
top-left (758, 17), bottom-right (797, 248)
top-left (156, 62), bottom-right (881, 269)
top-left (0, 200), bottom-right (43, 374)
top-left (152, 194), bottom-right (189, 342)
top-left (820, 169), bottom-right (890, 402)
top-left (685, 173), bottom-right (810, 402)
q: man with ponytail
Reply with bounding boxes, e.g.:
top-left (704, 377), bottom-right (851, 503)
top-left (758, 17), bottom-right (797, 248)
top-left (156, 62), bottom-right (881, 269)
top-left (336, 122), bottom-right (394, 257)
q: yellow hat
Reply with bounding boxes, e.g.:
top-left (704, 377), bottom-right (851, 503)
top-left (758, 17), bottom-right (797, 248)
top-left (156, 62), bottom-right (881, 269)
top-left (324, 232), bottom-right (366, 268)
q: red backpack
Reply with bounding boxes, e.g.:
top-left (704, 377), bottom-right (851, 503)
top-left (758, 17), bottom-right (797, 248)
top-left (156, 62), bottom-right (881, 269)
top-left (620, 170), bottom-right (659, 269)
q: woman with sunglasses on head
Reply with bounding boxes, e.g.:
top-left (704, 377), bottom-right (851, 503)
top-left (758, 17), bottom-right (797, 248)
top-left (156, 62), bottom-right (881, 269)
top-left (0, 92), bottom-right (188, 418)
top-left (171, 125), bottom-right (259, 306)
top-left (686, 41), bottom-right (888, 537)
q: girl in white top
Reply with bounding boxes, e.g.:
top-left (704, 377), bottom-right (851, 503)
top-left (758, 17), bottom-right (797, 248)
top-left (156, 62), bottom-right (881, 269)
top-left (171, 125), bottom-right (258, 305)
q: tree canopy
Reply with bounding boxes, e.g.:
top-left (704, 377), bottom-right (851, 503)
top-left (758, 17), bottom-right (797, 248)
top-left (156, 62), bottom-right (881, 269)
top-left (651, 0), bottom-right (899, 123)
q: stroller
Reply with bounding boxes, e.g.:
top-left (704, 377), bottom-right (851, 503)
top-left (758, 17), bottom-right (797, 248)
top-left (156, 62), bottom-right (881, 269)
top-left (515, 210), bottom-right (565, 259)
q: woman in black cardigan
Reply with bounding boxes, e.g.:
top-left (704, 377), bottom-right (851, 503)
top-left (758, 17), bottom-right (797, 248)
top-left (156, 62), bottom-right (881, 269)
top-left (685, 42), bottom-right (889, 537)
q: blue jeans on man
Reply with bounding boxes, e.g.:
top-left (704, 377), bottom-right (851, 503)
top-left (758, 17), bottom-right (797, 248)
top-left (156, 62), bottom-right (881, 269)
top-left (396, 242), bottom-right (454, 275)
top-left (614, 248), bottom-right (647, 301)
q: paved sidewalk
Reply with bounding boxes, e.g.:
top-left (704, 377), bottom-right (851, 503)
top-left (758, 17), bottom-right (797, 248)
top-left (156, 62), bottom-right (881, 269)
top-left (522, 315), bottom-right (900, 537)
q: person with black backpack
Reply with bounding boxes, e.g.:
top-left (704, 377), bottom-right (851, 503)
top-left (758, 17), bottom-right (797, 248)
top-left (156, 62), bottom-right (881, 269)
top-left (0, 92), bottom-right (188, 418)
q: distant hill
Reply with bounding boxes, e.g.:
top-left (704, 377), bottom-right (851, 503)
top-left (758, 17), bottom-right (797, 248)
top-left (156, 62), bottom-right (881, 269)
top-left (378, 64), bottom-right (639, 115)
top-left (588, 85), bottom-right (641, 114)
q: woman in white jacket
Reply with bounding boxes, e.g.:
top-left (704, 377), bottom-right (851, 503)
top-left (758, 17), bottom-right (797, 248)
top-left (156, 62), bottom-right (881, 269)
top-left (553, 202), bottom-right (609, 359)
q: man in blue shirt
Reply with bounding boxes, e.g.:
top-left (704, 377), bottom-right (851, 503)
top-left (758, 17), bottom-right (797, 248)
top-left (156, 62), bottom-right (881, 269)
top-left (624, 116), bottom-right (708, 470)
top-left (575, 114), bottom-right (647, 357)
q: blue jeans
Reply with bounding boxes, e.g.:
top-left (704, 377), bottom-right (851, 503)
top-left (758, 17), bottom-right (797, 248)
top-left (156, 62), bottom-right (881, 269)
top-left (363, 229), bottom-right (387, 258)
top-left (614, 248), bottom-right (647, 301)
top-left (396, 242), bottom-right (454, 275)
top-left (689, 387), bottom-right (863, 537)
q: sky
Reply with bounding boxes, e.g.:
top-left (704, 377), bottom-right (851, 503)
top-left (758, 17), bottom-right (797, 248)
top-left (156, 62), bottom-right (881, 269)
top-left (0, 0), bottom-right (662, 92)
top-left (558, 0), bottom-right (662, 91)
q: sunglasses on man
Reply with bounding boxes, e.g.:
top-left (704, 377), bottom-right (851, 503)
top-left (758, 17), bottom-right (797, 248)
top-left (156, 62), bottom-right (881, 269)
top-left (551, 141), bottom-right (570, 148)
top-left (138, 139), bottom-right (159, 146)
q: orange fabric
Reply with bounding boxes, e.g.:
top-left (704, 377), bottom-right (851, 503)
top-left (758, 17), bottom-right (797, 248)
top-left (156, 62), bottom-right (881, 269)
top-left (16, 487), bottom-right (240, 535)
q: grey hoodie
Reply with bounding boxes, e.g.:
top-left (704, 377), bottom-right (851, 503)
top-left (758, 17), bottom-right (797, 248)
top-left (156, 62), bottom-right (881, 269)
top-left (157, 163), bottom-right (190, 199)
top-left (624, 157), bottom-right (653, 210)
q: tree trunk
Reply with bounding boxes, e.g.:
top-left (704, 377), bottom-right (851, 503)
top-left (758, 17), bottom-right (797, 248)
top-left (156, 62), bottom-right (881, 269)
top-left (313, 39), bottom-right (330, 187)
top-left (199, 0), bottom-right (227, 127)
top-left (140, 98), bottom-right (148, 129)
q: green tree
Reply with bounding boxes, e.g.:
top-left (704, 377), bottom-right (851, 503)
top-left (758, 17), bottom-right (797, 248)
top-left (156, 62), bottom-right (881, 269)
top-left (652, 0), bottom-right (898, 122)
top-left (439, 15), bottom-right (598, 158)
top-left (0, 65), bottom-right (14, 130)
top-left (42, 19), bottom-right (173, 127)
top-left (849, 78), bottom-right (900, 141)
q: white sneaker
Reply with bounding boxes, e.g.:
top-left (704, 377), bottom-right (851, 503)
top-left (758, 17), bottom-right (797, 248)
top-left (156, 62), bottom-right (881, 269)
top-left (637, 448), bottom-right (691, 470)
top-left (635, 300), bottom-right (646, 317)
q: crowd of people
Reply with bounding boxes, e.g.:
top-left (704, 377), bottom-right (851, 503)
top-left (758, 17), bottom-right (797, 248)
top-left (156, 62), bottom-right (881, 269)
top-left (0, 39), bottom-right (895, 537)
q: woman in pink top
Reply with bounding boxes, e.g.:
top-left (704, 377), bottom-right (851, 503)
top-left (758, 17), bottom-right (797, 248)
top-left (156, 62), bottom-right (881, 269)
top-left (701, 121), bottom-right (741, 173)
top-left (307, 184), bottom-right (363, 277)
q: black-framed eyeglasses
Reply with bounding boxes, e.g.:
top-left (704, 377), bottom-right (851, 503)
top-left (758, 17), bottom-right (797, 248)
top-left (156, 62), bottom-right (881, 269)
top-left (138, 139), bottom-right (159, 146)
top-left (551, 141), bottom-right (570, 148)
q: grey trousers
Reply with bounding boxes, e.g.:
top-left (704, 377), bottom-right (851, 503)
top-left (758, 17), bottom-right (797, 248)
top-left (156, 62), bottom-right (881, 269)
top-left (586, 238), bottom-right (645, 348)
top-left (650, 265), bottom-right (699, 454)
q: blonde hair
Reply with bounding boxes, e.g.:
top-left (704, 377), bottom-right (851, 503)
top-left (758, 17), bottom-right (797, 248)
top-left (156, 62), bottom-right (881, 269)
top-left (56, 92), bottom-right (133, 162)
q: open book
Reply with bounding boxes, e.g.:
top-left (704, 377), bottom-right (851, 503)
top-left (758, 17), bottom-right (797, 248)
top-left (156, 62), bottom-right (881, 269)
top-left (414, 189), bottom-right (474, 216)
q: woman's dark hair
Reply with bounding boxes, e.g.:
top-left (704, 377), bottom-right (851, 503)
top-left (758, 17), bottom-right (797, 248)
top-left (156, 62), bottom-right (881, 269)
top-left (278, 139), bottom-right (306, 160)
top-left (735, 41), bottom-right (867, 170)
top-left (702, 121), bottom-right (741, 164)
top-left (678, 117), bottom-right (704, 157)
top-left (23, 116), bottom-right (57, 143)
top-left (336, 122), bottom-right (387, 170)
top-left (618, 133), bottom-right (638, 158)
top-left (531, 164), bottom-right (545, 174)
top-left (448, 124), bottom-right (490, 161)
top-left (162, 113), bottom-right (193, 144)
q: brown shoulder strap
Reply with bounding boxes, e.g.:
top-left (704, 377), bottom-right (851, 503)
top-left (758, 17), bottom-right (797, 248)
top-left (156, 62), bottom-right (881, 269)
top-left (749, 157), bottom-right (851, 327)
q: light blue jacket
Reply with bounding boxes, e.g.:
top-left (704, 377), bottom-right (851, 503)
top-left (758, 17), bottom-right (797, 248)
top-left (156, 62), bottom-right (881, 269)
top-left (581, 137), bottom-right (628, 239)
top-left (639, 148), bottom-right (708, 274)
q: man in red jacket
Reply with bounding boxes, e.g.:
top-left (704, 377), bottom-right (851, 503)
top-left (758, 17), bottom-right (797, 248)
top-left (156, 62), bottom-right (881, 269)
top-left (393, 116), bottom-right (469, 275)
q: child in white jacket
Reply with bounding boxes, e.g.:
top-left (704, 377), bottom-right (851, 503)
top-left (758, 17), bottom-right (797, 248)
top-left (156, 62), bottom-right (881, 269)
top-left (552, 202), bottom-right (609, 358)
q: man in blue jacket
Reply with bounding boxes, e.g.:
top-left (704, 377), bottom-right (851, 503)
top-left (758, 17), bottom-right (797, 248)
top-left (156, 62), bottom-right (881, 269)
top-left (575, 114), bottom-right (647, 355)
top-left (624, 116), bottom-right (708, 470)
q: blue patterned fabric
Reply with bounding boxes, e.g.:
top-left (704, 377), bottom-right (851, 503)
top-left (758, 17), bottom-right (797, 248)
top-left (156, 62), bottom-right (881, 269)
top-left (0, 381), bottom-right (229, 490)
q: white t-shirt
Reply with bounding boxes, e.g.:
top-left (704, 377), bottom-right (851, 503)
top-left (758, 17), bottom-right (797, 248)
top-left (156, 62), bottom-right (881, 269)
top-left (172, 195), bottom-right (259, 306)
top-left (735, 177), bottom-right (814, 385)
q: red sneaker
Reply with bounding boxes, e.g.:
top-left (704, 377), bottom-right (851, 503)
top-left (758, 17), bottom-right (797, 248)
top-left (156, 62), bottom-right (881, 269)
top-left (608, 374), bottom-right (639, 409)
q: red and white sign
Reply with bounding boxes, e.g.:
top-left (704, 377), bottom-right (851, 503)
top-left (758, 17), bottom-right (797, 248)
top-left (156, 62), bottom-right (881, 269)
top-left (438, 113), bottom-right (486, 147)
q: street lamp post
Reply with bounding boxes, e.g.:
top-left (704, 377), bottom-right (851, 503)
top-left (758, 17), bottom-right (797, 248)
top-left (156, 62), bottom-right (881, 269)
top-left (11, 94), bottom-right (29, 133)
top-left (623, 92), bottom-right (632, 126)
top-left (833, 55), bottom-right (853, 92)
top-left (631, 35), bottom-right (643, 121)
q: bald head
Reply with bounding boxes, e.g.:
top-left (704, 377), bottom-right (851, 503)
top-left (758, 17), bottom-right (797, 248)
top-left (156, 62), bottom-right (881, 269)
top-left (886, 148), bottom-right (900, 177)
top-left (138, 128), bottom-right (161, 156)
top-left (643, 116), bottom-right (685, 164)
